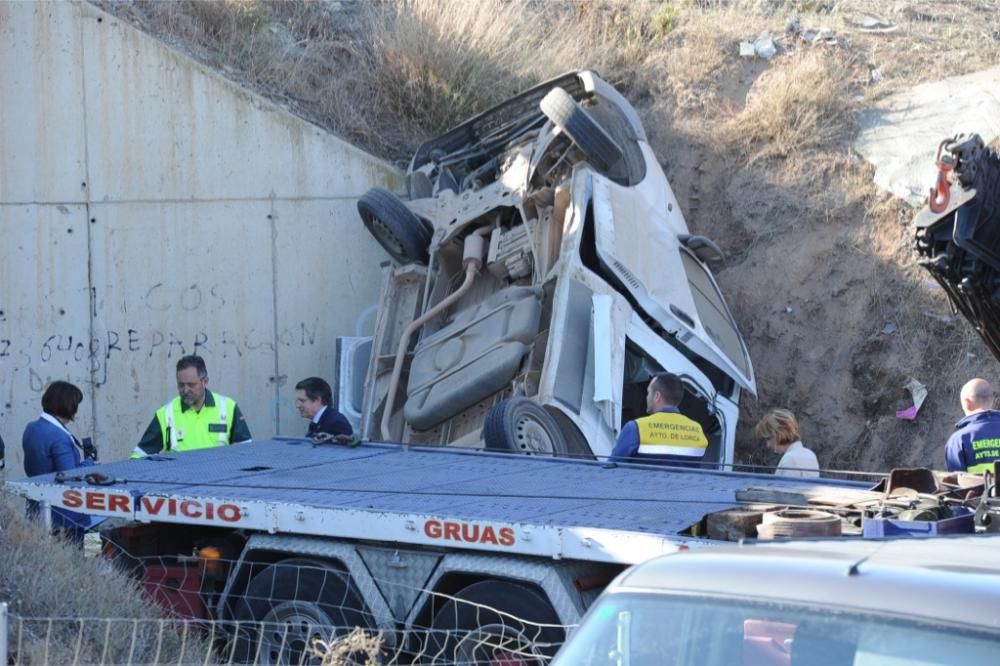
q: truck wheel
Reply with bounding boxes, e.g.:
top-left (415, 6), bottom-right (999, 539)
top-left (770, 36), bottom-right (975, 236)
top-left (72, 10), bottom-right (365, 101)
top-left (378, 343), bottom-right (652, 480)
top-left (540, 87), bottom-right (624, 172)
top-left (484, 398), bottom-right (569, 456)
top-left (233, 558), bottom-right (374, 665)
top-left (357, 187), bottom-right (431, 265)
top-left (425, 580), bottom-right (563, 665)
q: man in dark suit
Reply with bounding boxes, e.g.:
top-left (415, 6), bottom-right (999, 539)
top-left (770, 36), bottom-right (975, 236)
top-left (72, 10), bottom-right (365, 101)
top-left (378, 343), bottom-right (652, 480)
top-left (295, 376), bottom-right (353, 439)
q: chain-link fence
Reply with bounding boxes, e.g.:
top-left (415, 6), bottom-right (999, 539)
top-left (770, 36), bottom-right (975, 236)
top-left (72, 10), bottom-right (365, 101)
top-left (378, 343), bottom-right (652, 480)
top-left (0, 555), bottom-right (577, 665)
top-left (0, 488), bottom-right (582, 665)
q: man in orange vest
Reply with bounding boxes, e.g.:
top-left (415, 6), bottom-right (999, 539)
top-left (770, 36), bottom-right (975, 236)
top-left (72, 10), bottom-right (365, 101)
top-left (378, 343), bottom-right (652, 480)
top-left (609, 372), bottom-right (707, 466)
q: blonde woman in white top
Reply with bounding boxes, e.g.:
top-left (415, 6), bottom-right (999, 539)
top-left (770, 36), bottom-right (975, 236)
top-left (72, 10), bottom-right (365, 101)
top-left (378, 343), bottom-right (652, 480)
top-left (754, 408), bottom-right (820, 478)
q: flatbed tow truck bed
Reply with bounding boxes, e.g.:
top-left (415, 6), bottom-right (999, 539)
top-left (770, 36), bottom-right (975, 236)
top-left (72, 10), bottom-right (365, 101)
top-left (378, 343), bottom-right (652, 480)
top-left (9, 439), bottom-right (870, 565)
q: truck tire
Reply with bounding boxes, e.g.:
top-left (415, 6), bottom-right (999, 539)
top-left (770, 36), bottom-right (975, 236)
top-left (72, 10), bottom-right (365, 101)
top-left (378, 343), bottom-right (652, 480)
top-left (756, 510), bottom-right (842, 540)
top-left (232, 558), bottom-right (374, 665)
top-left (357, 187), bottom-right (432, 265)
top-left (425, 580), bottom-right (564, 665)
top-left (484, 398), bottom-right (569, 456)
top-left (540, 87), bottom-right (624, 172)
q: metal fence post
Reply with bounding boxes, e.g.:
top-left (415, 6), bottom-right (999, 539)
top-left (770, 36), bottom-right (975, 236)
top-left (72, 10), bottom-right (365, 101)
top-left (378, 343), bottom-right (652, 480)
top-left (0, 601), bottom-right (8, 664)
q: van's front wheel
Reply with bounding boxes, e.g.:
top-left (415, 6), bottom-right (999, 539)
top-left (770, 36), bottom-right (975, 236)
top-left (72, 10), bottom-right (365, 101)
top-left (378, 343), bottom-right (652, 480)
top-left (357, 187), bottom-right (431, 265)
top-left (483, 398), bottom-right (568, 456)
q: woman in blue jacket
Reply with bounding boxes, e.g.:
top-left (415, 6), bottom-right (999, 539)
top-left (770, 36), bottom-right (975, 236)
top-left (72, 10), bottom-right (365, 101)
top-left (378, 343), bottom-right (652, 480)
top-left (22, 380), bottom-right (95, 542)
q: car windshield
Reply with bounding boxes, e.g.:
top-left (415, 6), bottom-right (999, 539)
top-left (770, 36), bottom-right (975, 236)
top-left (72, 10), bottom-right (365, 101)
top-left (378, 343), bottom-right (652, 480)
top-left (680, 251), bottom-right (752, 380)
top-left (552, 593), bottom-right (999, 666)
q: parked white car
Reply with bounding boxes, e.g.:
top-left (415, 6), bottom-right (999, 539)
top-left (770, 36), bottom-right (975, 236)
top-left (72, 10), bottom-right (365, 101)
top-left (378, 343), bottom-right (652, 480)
top-left (553, 535), bottom-right (1000, 665)
top-left (349, 70), bottom-right (755, 465)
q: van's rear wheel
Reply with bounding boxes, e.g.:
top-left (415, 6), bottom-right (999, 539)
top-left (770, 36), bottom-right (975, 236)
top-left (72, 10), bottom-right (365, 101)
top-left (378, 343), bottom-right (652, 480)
top-left (484, 398), bottom-right (568, 456)
top-left (540, 87), bottom-right (623, 172)
top-left (233, 558), bottom-right (374, 665)
top-left (425, 580), bottom-right (563, 665)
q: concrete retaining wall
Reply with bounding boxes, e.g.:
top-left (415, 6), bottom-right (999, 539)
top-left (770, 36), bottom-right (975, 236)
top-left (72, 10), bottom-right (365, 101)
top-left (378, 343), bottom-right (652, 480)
top-left (0, 0), bottom-right (402, 473)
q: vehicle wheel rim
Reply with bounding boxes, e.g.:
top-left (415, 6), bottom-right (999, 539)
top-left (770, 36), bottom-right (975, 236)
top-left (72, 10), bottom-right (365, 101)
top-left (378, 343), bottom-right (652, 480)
top-left (453, 624), bottom-right (539, 666)
top-left (370, 217), bottom-right (405, 258)
top-left (260, 601), bottom-right (335, 666)
top-left (514, 416), bottom-right (555, 455)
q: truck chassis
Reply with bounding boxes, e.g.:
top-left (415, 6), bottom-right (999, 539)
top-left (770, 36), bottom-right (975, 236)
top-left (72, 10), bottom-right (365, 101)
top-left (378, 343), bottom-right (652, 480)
top-left (9, 439), bottom-right (882, 664)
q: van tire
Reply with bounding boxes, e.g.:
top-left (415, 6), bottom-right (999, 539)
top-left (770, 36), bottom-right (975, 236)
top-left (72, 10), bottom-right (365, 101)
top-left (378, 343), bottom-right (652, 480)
top-left (357, 187), bottom-right (431, 264)
top-left (546, 407), bottom-right (593, 459)
top-left (425, 580), bottom-right (563, 665)
top-left (540, 87), bottom-right (624, 172)
top-left (484, 398), bottom-right (569, 456)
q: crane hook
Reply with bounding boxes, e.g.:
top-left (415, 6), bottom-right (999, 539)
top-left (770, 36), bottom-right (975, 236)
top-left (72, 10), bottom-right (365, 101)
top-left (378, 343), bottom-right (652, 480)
top-left (928, 138), bottom-right (956, 214)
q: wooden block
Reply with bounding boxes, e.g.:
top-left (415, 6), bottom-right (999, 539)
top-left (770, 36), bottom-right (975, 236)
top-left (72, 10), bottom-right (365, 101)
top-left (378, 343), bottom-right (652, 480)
top-left (736, 487), bottom-right (883, 508)
top-left (706, 506), bottom-right (767, 541)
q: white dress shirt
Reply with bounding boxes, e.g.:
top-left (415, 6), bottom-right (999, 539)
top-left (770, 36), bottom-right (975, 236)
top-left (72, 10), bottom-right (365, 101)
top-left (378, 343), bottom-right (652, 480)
top-left (776, 441), bottom-right (820, 478)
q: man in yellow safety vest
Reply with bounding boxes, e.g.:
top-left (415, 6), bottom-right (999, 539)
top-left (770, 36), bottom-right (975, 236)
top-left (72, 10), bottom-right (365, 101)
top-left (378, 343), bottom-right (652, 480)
top-left (609, 372), bottom-right (707, 466)
top-left (132, 355), bottom-right (251, 458)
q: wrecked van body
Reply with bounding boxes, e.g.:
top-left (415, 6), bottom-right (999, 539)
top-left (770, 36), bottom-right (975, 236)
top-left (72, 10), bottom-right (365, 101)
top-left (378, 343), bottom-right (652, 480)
top-left (351, 70), bottom-right (755, 466)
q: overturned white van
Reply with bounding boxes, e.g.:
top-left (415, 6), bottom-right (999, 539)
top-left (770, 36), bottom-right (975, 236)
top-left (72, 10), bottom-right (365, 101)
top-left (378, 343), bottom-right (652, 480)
top-left (347, 70), bottom-right (755, 466)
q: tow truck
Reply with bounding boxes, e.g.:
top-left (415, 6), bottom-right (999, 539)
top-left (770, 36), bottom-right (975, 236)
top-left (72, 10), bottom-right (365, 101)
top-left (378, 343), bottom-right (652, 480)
top-left (8, 442), bottom-right (994, 665)
top-left (914, 133), bottom-right (1000, 359)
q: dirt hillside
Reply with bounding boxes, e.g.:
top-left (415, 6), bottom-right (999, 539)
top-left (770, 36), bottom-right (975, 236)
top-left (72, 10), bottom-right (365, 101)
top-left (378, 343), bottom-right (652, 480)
top-left (95, 0), bottom-right (1000, 474)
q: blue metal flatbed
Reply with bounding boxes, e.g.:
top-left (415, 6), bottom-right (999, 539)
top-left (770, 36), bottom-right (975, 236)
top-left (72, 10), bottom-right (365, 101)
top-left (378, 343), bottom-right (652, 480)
top-left (7, 439), bottom-right (874, 564)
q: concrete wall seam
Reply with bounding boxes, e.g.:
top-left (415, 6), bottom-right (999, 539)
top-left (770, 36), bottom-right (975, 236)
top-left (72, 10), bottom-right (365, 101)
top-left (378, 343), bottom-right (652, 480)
top-left (0, 0), bottom-right (403, 474)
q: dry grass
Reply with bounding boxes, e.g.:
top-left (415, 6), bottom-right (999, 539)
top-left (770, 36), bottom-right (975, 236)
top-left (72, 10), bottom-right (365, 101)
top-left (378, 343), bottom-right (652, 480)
top-left (364, 0), bottom-right (638, 140)
top-left (0, 491), bottom-right (213, 665)
top-left (98, 0), bottom-right (669, 159)
top-left (729, 48), bottom-right (860, 160)
top-left (338, 0), bottom-right (674, 154)
top-left (844, 0), bottom-right (1000, 98)
top-left (102, 0), bottom-right (384, 149)
top-left (638, 12), bottom-right (748, 118)
top-left (94, 0), bottom-right (1000, 159)
top-left (312, 627), bottom-right (383, 666)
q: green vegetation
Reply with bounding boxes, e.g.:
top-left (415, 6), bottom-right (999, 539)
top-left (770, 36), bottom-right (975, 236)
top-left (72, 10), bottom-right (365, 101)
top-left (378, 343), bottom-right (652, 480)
top-left (652, 3), bottom-right (679, 38)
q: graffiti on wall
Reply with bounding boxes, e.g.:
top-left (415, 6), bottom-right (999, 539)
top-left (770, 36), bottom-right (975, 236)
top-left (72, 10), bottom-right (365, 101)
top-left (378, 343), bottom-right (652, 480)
top-left (0, 321), bottom-right (319, 388)
top-left (0, 281), bottom-right (323, 396)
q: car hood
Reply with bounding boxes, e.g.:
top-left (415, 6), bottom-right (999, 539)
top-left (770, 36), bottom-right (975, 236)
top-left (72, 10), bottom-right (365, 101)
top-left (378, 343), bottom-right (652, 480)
top-left (589, 157), bottom-right (757, 395)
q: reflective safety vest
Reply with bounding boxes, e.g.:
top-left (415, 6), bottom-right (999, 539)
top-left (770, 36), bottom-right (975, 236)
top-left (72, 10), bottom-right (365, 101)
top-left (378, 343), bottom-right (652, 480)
top-left (155, 393), bottom-right (235, 453)
top-left (635, 410), bottom-right (708, 458)
top-left (946, 411), bottom-right (1000, 474)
